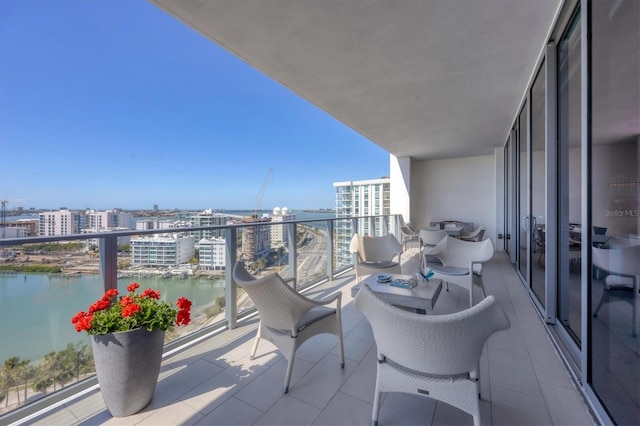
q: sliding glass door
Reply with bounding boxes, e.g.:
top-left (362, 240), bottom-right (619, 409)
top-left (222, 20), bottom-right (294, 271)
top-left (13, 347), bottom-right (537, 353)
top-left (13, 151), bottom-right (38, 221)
top-left (557, 11), bottom-right (582, 343)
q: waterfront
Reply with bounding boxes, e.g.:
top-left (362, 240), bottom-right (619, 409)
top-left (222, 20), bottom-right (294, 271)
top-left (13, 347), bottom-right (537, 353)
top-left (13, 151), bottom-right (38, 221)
top-left (0, 210), bottom-right (336, 364)
top-left (0, 273), bottom-right (224, 364)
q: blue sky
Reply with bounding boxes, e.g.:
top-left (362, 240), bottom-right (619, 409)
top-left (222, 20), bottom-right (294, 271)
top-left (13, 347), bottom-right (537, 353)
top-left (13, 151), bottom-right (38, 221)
top-left (0, 0), bottom-right (389, 211)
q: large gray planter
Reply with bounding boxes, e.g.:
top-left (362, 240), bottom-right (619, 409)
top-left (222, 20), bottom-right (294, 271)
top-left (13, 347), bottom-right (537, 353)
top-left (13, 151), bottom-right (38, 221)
top-left (91, 328), bottom-right (164, 417)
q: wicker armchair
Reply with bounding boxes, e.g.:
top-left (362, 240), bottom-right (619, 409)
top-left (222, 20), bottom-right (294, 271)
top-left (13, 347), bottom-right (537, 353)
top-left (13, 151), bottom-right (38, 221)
top-left (354, 285), bottom-right (510, 426)
top-left (232, 262), bottom-right (345, 393)
top-left (423, 236), bottom-right (494, 307)
top-left (350, 233), bottom-right (402, 283)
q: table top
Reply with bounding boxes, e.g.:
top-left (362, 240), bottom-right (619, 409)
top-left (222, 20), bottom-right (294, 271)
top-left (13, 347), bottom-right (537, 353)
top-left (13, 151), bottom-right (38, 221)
top-left (351, 274), bottom-right (443, 312)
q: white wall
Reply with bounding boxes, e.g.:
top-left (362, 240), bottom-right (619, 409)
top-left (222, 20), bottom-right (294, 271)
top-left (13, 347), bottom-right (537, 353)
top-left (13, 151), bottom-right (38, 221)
top-left (390, 155), bottom-right (411, 223)
top-left (410, 155), bottom-right (497, 247)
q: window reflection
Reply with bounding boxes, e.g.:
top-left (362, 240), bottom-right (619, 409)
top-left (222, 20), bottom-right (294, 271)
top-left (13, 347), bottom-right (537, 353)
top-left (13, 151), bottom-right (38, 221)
top-left (590, 0), bottom-right (640, 423)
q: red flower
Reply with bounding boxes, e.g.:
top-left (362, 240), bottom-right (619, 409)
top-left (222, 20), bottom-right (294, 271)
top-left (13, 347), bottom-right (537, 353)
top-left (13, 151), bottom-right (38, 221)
top-left (89, 298), bottom-right (111, 314)
top-left (176, 310), bottom-right (191, 326)
top-left (176, 297), bottom-right (192, 311)
top-left (73, 313), bottom-right (93, 332)
top-left (119, 296), bottom-right (133, 307)
top-left (127, 283), bottom-right (140, 292)
top-left (142, 288), bottom-right (161, 300)
top-left (122, 303), bottom-right (141, 317)
top-left (71, 311), bottom-right (87, 324)
top-left (104, 288), bottom-right (118, 299)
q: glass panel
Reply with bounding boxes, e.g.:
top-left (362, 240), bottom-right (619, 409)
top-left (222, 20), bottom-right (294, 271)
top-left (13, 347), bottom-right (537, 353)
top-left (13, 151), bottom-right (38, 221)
top-left (518, 103), bottom-right (529, 279)
top-left (531, 63), bottom-right (546, 306)
top-left (505, 143), bottom-right (511, 256)
top-left (590, 0), bottom-right (640, 423)
top-left (0, 238), bottom-right (101, 409)
top-left (557, 12), bottom-right (582, 342)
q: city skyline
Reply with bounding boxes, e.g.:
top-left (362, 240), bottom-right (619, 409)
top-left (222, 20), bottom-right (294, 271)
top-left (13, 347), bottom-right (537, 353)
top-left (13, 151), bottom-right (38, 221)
top-left (0, 0), bottom-right (389, 210)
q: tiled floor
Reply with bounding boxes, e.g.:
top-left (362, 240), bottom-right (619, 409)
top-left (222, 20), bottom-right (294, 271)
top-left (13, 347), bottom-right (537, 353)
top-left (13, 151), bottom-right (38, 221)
top-left (28, 249), bottom-right (595, 425)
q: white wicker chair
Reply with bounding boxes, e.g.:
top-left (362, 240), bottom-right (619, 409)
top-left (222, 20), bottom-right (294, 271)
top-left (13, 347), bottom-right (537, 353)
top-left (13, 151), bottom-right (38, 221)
top-left (401, 224), bottom-right (420, 250)
top-left (423, 236), bottom-right (494, 307)
top-left (418, 228), bottom-right (448, 268)
top-left (350, 233), bottom-right (402, 283)
top-left (232, 261), bottom-right (345, 393)
top-left (354, 285), bottom-right (510, 426)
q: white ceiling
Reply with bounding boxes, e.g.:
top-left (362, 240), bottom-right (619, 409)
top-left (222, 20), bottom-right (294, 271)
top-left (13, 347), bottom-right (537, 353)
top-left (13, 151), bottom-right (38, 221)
top-left (151, 0), bottom-right (562, 160)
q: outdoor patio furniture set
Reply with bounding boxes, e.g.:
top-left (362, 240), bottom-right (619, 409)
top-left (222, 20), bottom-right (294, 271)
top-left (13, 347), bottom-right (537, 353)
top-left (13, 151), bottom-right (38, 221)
top-left (233, 226), bottom-right (508, 426)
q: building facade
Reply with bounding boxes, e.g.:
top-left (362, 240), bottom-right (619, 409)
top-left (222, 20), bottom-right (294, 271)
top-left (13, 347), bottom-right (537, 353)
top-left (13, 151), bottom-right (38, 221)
top-left (269, 207), bottom-right (295, 249)
top-left (333, 178), bottom-right (391, 267)
top-left (85, 209), bottom-right (132, 231)
top-left (189, 209), bottom-right (230, 241)
top-left (198, 237), bottom-right (226, 270)
top-left (38, 209), bottom-right (85, 236)
top-left (131, 234), bottom-right (195, 267)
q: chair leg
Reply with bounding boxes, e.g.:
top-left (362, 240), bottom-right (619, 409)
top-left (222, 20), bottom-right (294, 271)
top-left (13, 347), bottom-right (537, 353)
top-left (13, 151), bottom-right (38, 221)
top-left (372, 389), bottom-right (382, 426)
top-left (336, 324), bottom-right (345, 368)
top-left (593, 290), bottom-right (609, 318)
top-left (283, 358), bottom-right (295, 393)
top-left (250, 324), bottom-right (262, 360)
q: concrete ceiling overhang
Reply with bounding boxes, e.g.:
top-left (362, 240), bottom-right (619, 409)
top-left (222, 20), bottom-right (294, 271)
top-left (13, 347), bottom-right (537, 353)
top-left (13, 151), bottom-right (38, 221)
top-left (151, 0), bottom-right (562, 160)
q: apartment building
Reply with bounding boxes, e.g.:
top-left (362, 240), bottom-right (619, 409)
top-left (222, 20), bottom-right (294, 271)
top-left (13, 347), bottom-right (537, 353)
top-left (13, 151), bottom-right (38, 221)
top-left (333, 178), bottom-right (391, 267)
top-left (0, 227), bottom-right (29, 239)
top-left (38, 209), bottom-right (85, 236)
top-left (85, 209), bottom-right (132, 231)
top-left (189, 209), bottom-right (230, 241)
top-left (131, 234), bottom-right (195, 267)
top-left (198, 237), bottom-right (226, 270)
top-left (135, 219), bottom-right (189, 231)
top-left (269, 207), bottom-right (294, 249)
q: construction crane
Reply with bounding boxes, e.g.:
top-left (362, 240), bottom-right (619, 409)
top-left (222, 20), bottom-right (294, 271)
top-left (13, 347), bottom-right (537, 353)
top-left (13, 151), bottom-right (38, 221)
top-left (0, 199), bottom-right (29, 227)
top-left (252, 168), bottom-right (273, 219)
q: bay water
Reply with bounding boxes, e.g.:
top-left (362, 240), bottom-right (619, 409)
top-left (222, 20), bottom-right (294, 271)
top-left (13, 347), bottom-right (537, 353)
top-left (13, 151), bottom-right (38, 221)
top-left (0, 273), bottom-right (225, 364)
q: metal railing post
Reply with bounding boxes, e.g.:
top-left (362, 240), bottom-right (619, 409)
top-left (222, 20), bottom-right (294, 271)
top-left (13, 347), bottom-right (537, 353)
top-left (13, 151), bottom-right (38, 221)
top-left (326, 219), bottom-right (334, 280)
top-left (99, 235), bottom-right (118, 291)
top-left (287, 222), bottom-right (297, 290)
top-left (225, 227), bottom-right (237, 329)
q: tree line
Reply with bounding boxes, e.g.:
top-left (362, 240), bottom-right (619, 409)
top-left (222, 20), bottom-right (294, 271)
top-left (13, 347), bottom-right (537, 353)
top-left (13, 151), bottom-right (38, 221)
top-left (0, 342), bottom-right (94, 409)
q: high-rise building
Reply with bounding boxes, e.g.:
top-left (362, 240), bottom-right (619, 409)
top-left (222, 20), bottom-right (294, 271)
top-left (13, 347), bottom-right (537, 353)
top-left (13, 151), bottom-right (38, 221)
top-left (270, 207), bottom-right (295, 249)
top-left (333, 178), bottom-right (391, 267)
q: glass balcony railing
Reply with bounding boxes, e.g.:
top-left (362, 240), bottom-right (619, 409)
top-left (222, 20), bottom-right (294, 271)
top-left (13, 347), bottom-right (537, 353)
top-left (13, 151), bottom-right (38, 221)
top-left (0, 214), bottom-right (401, 420)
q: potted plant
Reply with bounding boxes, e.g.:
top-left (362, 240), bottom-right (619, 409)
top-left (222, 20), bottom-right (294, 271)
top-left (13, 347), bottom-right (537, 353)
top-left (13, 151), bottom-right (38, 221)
top-left (72, 283), bottom-right (192, 417)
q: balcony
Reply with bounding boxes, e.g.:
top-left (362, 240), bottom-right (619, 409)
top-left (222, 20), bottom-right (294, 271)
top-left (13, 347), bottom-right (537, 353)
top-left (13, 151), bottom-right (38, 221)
top-left (2, 221), bottom-right (594, 425)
